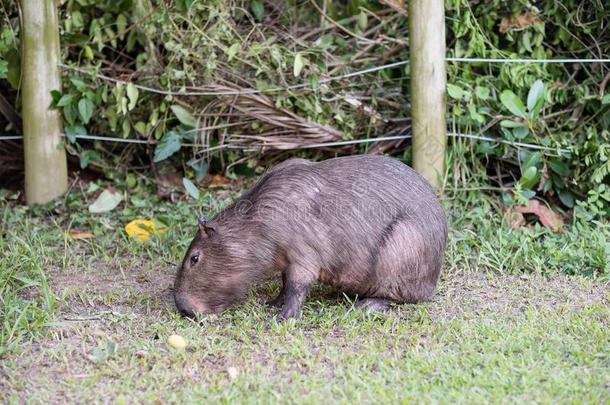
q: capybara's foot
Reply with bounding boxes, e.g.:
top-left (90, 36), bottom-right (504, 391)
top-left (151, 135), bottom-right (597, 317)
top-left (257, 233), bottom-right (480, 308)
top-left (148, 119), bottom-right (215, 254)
top-left (276, 283), bottom-right (309, 320)
top-left (277, 304), bottom-right (300, 320)
top-left (356, 298), bottom-right (392, 312)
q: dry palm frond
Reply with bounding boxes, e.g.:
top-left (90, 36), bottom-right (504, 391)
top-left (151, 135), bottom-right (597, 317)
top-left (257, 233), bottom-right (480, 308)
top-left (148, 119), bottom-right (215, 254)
top-left (205, 85), bottom-right (348, 153)
top-left (187, 84), bottom-right (410, 159)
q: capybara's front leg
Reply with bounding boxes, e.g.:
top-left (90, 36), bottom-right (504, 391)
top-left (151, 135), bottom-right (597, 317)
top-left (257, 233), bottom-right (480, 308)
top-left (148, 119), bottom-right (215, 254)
top-left (277, 264), bottom-right (317, 320)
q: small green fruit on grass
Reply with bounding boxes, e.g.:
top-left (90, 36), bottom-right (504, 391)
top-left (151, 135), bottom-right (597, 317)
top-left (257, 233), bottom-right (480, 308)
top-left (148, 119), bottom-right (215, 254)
top-left (167, 334), bottom-right (187, 350)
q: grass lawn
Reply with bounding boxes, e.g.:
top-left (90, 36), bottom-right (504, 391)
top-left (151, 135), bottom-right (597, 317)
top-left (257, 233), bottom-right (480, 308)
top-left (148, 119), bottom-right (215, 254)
top-left (1, 184), bottom-right (609, 403)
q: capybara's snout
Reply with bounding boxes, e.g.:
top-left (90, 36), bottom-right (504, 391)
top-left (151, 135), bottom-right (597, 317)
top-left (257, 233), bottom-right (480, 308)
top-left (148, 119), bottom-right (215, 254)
top-left (174, 292), bottom-right (210, 318)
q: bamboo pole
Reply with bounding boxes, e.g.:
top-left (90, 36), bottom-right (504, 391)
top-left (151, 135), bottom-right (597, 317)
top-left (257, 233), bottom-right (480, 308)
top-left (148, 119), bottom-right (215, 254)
top-left (21, 0), bottom-right (67, 204)
top-left (408, 0), bottom-right (447, 189)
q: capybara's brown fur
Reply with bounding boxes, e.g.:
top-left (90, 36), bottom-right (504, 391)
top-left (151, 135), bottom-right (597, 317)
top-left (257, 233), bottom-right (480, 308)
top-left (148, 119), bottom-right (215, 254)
top-left (174, 155), bottom-right (448, 319)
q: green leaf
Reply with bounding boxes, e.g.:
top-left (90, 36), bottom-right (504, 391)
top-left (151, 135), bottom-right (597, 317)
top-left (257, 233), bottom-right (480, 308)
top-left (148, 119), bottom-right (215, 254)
top-left (558, 190), bottom-right (575, 208)
top-left (78, 98), bottom-right (94, 124)
top-left (120, 96), bottom-right (128, 115)
top-left (529, 96), bottom-right (545, 121)
top-left (83, 45), bottom-right (94, 60)
top-left (500, 119), bottom-right (525, 128)
top-left (182, 177), bottom-right (200, 199)
top-left (0, 60), bottom-right (7, 79)
top-left (543, 178), bottom-right (553, 193)
top-left (476, 140), bottom-right (496, 155)
top-left (548, 159), bottom-right (570, 176)
top-left (170, 105), bottom-right (197, 127)
top-left (357, 11), bottom-right (368, 31)
top-left (176, 0), bottom-right (195, 11)
top-left (127, 31), bottom-right (137, 53)
top-left (519, 166), bottom-right (539, 189)
top-left (71, 11), bottom-right (84, 28)
top-left (475, 86), bottom-right (490, 100)
top-left (153, 130), bottom-right (182, 162)
top-left (65, 124), bottom-right (86, 143)
top-left (519, 189), bottom-right (536, 200)
top-left (293, 53), bottom-right (304, 77)
top-left (134, 121), bottom-right (147, 135)
top-left (126, 173), bottom-right (137, 189)
top-left (89, 189), bottom-right (123, 213)
top-left (188, 158), bottom-right (208, 182)
top-left (447, 84), bottom-right (464, 100)
top-left (6, 48), bottom-right (20, 89)
top-left (70, 77), bottom-right (87, 91)
top-left (602, 94), bottom-right (610, 105)
top-left (522, 31), bottom-right (532, 52)
top-left (49, 90), bottom-right (62, 109)
top-left (512, 126), bottom-right (529, 139)
top-left (527, 80), bottom-right (545, 112)
top-left (467, 103), bottom-right (484, 124)
top-left (122, 119), bottom-right (131, 137)
top-left (226, 43), bottom-right (240, 61)
top-left (314, 34), bottom-right (334, 50)
top-left (250, 0), bottom-right (264, 21)
top-left (63, 103), bottom-right (78, 126)
top-left (116, 14), bottom-right (127, 39)
top-left (127, 83), bottom-right (139, 111)
top-left (79, 149), bottom-right (101, 169)
top-left (500, 90), bottom-right (527, 119)
top-left (57, 94), bottom-right (74, 107)
top-left (309, 74), bottom-right (320, 90)
top-left (522, 151), bottom-right (542, 171)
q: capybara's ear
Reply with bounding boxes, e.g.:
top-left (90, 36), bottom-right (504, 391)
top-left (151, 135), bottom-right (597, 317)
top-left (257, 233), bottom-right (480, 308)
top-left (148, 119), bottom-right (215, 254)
top-left (197, 215), bottom-right (217, 237)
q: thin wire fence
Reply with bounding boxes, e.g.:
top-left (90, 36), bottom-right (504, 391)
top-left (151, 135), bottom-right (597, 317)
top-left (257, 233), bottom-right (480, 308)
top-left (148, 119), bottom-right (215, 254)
top-left (2, 56), bottom-right (609, 155)
top-left (0, 132), bottom-right (570, 156)
top-left (59, 57), bottom-right (610, 97)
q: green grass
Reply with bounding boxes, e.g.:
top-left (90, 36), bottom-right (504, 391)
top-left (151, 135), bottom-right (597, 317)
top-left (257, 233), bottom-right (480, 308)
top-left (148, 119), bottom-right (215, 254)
top-left (0, 185), bottom-right (609, 403)
top-left (0, 208), bottom-right (56, 357)
top-left (445, 192), bottom-right (610, 277)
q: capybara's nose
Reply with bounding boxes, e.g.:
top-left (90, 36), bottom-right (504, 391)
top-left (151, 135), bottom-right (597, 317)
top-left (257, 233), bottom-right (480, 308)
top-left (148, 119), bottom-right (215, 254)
top-left (174, 293), bottom-right (196, 318)
top-left (174, 293), bottom-right (210, 318)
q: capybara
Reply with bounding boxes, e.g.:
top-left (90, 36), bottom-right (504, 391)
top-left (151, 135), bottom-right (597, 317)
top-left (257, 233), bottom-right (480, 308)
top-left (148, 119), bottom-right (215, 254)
top-left (174, 155), bottom-right (447, 319)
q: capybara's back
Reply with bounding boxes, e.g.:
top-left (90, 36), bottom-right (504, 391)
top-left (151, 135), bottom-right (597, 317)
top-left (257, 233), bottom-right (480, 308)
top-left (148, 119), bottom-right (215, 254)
top-left (246, 155), bottom-right (447, 301)
top-left (175, 155), bottom-right (448, 319)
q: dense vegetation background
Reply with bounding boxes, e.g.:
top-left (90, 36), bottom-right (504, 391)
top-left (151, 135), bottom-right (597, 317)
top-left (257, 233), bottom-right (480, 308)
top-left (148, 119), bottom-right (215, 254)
top-left (1, 0), bottom-right (609, 216)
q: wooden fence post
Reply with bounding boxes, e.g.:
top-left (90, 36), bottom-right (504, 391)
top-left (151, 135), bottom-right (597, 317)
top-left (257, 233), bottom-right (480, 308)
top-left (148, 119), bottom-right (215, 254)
top-left (408, 0), bottom-right (447, 189)
top-left (21, 0), bottom-right (68, 204)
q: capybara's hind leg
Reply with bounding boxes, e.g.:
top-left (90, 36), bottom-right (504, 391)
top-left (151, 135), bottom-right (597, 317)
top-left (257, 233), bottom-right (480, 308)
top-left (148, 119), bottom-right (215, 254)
top-left (374, 219), bottom-right (443, 304)
top-left (355, 298), bottom-right (392, 312)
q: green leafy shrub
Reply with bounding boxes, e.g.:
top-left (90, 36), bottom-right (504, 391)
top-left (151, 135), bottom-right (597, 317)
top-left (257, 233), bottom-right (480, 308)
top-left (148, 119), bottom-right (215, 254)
top-left (0, 0), bottom-right (609, 217)
top-left (446, 0), bottom-right (610, 216)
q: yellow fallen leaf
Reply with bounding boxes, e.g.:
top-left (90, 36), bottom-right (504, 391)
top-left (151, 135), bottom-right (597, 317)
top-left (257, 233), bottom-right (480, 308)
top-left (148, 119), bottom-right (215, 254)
top-left (125, 219), bottom-right (167, 242)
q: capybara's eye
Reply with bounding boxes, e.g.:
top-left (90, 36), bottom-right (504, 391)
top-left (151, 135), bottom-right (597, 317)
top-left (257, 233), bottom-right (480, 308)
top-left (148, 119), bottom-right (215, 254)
top-left (190, 254), bottom-right (199, 265)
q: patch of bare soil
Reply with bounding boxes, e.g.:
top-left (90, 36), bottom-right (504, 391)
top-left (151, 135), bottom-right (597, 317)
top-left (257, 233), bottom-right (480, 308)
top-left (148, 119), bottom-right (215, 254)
top-left (48, 259), bottom-right (176, 318)
top-left (431, 270), bottom-right (609, 320)
top-left (33, 262), bottom-right (606, 331)
top-left (45, 263), bottom-right (610, 323)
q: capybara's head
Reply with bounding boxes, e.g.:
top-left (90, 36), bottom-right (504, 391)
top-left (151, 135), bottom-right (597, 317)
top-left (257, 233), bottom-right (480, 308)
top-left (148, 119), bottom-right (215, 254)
top-left (173, 216), bottom-right (248, 317)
